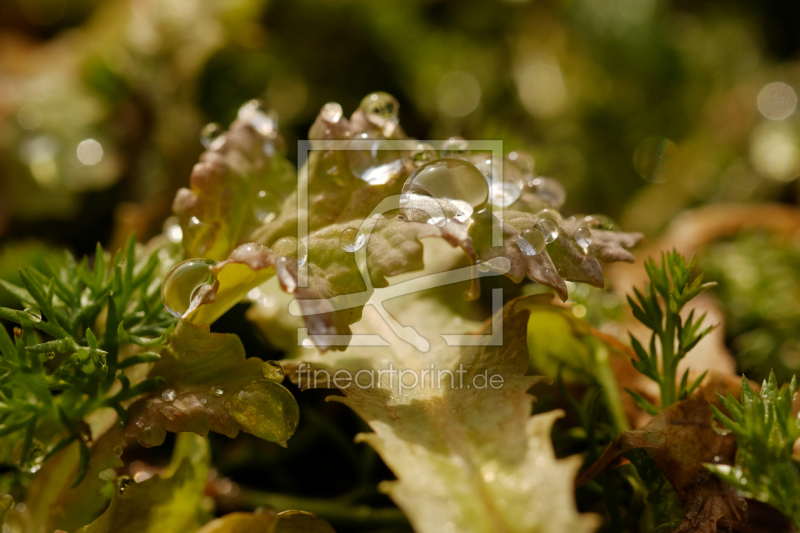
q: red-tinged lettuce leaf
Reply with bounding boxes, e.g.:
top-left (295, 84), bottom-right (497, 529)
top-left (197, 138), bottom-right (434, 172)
top-left (577, 394), bottom-right (747, 532)
top-left (282, 291), bottom-right (599, 533)
top-left (77, 433), bottom-right (210, 533)
top-left (173, 120), bottom-right (296, 261)
top-left (170, 97), bottom-right (642, 352)
top-left (124, 320), bottom-right (298, 447)
top-left (185, 216), bottom-right (476, 352)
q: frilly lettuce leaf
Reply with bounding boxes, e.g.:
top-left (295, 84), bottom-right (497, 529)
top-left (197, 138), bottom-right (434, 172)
top-left (281, 289), bottom-right (599, 533)
top-left (124, 320), bottom-right (298, 447)
top-left (172, 97), bottom-right (642, 352)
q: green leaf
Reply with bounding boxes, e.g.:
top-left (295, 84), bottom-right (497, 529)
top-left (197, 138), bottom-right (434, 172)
top-left (23, 425), bottom-right (125, 533)
top-left (77, 433), bottom-right (211, 533)
top-left (284, 291), bottom-right (599, 533)
top-left (125, 320), bottom-right (299, 447)
top-left (626, 388), bottom-right (660, 416)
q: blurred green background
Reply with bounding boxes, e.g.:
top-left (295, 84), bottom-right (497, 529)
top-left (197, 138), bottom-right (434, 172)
top-left (2, 0), bottom-right (799, 253)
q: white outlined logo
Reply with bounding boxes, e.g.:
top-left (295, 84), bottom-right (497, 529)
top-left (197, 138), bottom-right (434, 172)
top-left (292, 140), bottom-right (507, 350)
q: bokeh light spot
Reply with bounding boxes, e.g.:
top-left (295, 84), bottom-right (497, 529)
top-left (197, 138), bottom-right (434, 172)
top-left (757, 82), bottom-right (797, 120)
top-left (633, 137), bottom-right (678, 183)
top-left (437, 71), bottom-right (481, 117)
top-left (76, 139), bottom-right (104, 166)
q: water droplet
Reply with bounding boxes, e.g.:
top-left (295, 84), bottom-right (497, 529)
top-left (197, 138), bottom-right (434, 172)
top-left (347, 134), bottom-right (405, 185)
top-left (518, 228), bottom-right (546, 255)
top-left (162, 389), bottom-right (177, 402)
top-left (581, 214), bottom-right (620, 231)
top-left (506, 150), bottom-right (535, 180)
top-left (320, 102), bottom-right (343, 123)
top-left (118, 475), bottom-right (134, 494)
top-left (230, 381), bottom-right (300, 443)
top-left (238, 99), bottom-right (278, 137)
top-left (528, 177), bottom-right (566, 208)
top-left (339, 227), bottom-right (366, 252)
top-left (301, 338), bottom-right (314, 349)
top-left (24, 308), bottom-right (42, 322)
top-left (535, 212), bottom-right (561, 244)
top-left (537, 208), bottom-right (563, 224)
top-left (409, 142), bottom-right (437, 165)
top-left (489, 182), bottom-right (521, 207)
top-left (200, 122), bottom-right (223, 149)
top-left (210, 386), bottom-right (224, 397)
top-left (634, 138), bottom-right (678, 183)
top-left (440, 137), bottom-right (469, 159)
top-left (253, 190), bottom-right (280, 223)
top-left (575, 227), bottom-right (592, 253)
top-left (113, 445), bottom-right (123, 457)
top-left (162, 216), bottom-right (183, 243)
top-left (271, 237), bottom-right (307, 267)
top-left (161, 259), bottom-right (217, 319)
top-left (400, 158), bottom-right (489, 225)
top-left (360, 92), bottom-right (399, 136)
top-left (262, 360), bottom-right (285, 382)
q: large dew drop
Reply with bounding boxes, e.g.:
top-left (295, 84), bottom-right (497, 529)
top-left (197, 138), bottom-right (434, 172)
top-left (271, 236), bottom-right (307, 267)
top-left (581, 214), bottom-right (620, 231)
top-left (161, 259), bottom-right (217, 319)
top-left (575, 227), bottom-right (593, 253)
top-left (238, 99), bottom-right (278, 137)
top-left (517, 228), bottom-right (546, 256)
top-left (230, 381), bottom-right (300, 444)
top-left (347, 133), bottom-right (405, 185)
top-left (400, 158), bottom-right (489, 225)
top-left (360, 92), bottom-right (399, 137)
top-left (534, 209), bottom-right (562, 244)
top-left (339, 227), bottom-right (366, 252)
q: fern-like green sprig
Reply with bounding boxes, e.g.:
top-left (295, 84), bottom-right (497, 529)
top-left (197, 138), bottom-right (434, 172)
top-left (706, 372), bottom-right (800, 528)
top-left (0, 235), bottom-right (175, 485)
top-left (626, 251), bottom-right (717, 413)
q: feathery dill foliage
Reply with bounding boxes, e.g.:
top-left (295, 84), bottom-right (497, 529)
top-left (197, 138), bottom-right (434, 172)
top-left (626, 251), bottom-right (717, 413)
top-left (0, 235), bottom-right (174, 484)
top-left (707, 372), bottom-right (800, 529)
